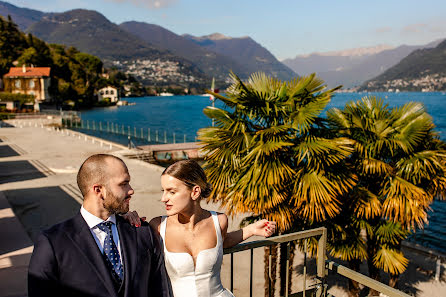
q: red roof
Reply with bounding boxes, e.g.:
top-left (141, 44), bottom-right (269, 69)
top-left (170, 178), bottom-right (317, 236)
top-left (4, 67), bottom-right (51, 78)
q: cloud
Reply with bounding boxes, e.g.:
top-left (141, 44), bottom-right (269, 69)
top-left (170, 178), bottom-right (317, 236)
top-left (105, 0), bottom-right (178, 9)
top-left (402, 23), bottom-right (428, 33)
top-left (375, 26), bottom-right (392, 33)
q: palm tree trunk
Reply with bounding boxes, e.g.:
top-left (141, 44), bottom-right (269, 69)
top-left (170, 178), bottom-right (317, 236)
top-left (389, 273), bottom-right (399, 288)
top-left (264, 244), bottom-right (278, 297)
top-left (366, 231), bottom-right (380, 296)
top-left (279, 242), bottom-right (295, 296)
top-left (288, 242), bottom-right (296, 294)
top-left (347, 259), bottom-right (361, 297)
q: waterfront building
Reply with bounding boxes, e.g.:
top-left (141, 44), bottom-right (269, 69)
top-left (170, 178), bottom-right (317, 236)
top-left (97, 86), bottom-right (119, 102)
top-left (2, 65), bottom-right (51, 111)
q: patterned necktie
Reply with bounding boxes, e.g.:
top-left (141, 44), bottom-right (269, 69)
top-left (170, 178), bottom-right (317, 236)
top-left (97, 221), bottom-right (124, 281)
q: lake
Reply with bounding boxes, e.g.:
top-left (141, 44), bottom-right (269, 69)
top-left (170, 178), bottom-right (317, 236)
top-left (79, 92), bottom-right (446, 253)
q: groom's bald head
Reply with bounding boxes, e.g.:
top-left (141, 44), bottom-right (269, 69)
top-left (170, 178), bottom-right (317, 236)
top-left (77, 154), bottom-right (127, 197)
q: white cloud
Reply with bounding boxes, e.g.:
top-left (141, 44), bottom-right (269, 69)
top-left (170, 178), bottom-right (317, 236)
top-left (402, 23), bottom-right (428, 33)
top-left (104, 0), bottom-right (178, 9)
top-left (375, 26), bottom-right (392, 33)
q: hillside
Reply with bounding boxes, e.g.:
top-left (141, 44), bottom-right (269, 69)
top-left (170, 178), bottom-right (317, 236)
top-left (119, 21), bottom-right (248, 82)
top-left (0, 0), bottom-right (44, 30)
top-left (184, 33), bottom-right (296, 81)
top-left (26, 9), bottom-right (206, 85)
top-left (0, 15), bottom-right (146, 107)
top-left (361, 39), bottom-right (446, 91)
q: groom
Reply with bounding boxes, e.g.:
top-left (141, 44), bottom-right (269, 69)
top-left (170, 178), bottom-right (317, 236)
top-left (28, 154), bottom-right (172, 297)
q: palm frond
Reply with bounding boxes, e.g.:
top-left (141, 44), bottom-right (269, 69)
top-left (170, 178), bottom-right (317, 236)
top-left (373, 247), bottom-right (408, 275)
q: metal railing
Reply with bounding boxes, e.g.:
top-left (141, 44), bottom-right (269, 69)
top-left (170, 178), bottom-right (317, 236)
top-left (224, 227), bottom-right (327, 297)
top-left (224, 227), bottom-right (411, 297)
top-left (61, 118), bottom-right (191, 145)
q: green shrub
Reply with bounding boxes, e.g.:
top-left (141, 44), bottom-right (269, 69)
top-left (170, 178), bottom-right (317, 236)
top-left (0, 92), bottom-right (34, 104)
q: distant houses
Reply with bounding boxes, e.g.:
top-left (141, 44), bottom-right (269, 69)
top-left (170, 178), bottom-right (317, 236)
top-left (1, 65), bottom-right (51, 111)
top-left (97, 86), bottom-right (119, 102)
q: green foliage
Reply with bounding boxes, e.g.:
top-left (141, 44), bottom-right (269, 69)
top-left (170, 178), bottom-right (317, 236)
top-left (327, 96), bottom-right (446, 281)
top-left (198, 72), bottom-right (353, 231)
top-left (0, 92), bottom-right (34, 104)
top-left (94, 98), bottom-right (116, 107)
top-left (0, 16), bottom-right (138, 108)
top-left (0, 16), bottom-right (28, 76)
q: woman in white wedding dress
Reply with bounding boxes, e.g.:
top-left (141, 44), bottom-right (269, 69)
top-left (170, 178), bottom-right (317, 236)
top-left (126, 160), bottom-right (275, 297)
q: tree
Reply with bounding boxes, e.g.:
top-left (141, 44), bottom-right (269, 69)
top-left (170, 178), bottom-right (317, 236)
top-left (198, 72), bottom-right (356, 296)
top-left (327, 96), bottom-right (446, 292)
top-left (0, 16), bottom-right (27, 75)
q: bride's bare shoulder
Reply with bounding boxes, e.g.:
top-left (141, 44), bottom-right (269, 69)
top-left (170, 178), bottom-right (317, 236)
top-left (149, 216), bottom-right (162, 234)
top-left (214, 212), bottom-right (228, 235)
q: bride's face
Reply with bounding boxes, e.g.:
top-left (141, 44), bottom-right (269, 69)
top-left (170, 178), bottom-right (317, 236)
top-left (160, 174), bottom-right (200, 215)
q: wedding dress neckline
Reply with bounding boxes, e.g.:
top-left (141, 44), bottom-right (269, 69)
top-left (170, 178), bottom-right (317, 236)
top-left (162, 211), bottom-right (220, 270)
top-left (160, 211), bottom-right (235, 297)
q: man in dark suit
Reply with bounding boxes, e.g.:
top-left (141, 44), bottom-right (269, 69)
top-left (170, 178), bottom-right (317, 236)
top-left (28, 154), bottom-right (172, 297)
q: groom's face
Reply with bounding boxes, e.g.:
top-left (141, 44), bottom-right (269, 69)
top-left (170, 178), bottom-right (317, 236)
top-left (102, 159), bottom-right (134, 214)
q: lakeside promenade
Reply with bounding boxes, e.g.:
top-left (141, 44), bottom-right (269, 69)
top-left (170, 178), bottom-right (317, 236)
top-left (0, 119), bottom-right (445, 297)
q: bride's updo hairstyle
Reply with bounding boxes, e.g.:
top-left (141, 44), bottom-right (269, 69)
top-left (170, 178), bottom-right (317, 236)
top-left (162, 160), bottom-right (213, 199)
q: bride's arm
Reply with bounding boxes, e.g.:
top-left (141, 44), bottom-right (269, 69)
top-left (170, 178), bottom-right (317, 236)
top-left (218, 214), bottom-right (276, 249)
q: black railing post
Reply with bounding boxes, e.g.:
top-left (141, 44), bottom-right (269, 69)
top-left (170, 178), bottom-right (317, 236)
top-left (230, 253), bottom-right (234, 293)
top-left (285, 242), bottom-right (290, 297)
top-left (303, 239), bottom-right (307, 297)
top-left (250, 249), bottom-right (253, 297)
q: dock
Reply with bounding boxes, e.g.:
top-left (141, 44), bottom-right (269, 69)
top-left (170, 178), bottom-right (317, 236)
top-left (138, 142), bottom-right (204, 162)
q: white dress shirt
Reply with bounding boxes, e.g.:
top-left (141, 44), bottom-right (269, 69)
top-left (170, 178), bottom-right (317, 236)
top-left (80, 206), bottom-right (123, 265)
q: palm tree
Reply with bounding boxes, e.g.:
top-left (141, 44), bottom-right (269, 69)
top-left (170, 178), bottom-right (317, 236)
top-left (198, 72), bottom-right (356, 296)
top-left (327, 96), bottom-right (446, 291)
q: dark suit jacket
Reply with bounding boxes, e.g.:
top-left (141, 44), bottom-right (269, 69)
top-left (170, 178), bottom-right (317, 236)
top-left (28, 213), bottom-right (172, 297)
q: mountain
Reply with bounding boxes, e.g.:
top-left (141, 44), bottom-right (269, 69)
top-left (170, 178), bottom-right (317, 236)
top-left (282, 41), bottom-right (443, 88)
top-left (25, 9), bottom-right (206, 85)
top-left (361, 39), bottom-right (446, 92)
top-left (184, 33), bottom-right (296, 80)
top-left (1, 1), bottom-right (295, 83)
top-left (119, 21), bottom-right (247, 82)
top-left (27, 9), bottom-right (168, 61)
top-left (0, 0), bottom-right (45, 31)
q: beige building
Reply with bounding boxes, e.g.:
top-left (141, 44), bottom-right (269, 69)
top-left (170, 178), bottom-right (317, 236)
top-left (98, 86), bottom-right (119, 102)
top-left (2, 66), bottom-right (51, 110)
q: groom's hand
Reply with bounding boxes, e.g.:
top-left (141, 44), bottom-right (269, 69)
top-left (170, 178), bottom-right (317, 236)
top-left (122, 210), bottom-right (146, 227)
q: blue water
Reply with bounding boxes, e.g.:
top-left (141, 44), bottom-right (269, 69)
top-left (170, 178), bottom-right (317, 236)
top-left (79, 92), bottom-right (446, 142)
top-left (79, 92), bottom-right (446, 253)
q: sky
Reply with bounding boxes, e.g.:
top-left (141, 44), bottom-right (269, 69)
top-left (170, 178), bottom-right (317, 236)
top-left (5, 0), bottom-right (446, 60)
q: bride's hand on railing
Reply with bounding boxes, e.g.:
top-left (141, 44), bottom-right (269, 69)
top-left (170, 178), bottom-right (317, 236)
top-left (245, 219), bottom-right (276, 238)
top-left (122, 210), bottom-right (146, 227)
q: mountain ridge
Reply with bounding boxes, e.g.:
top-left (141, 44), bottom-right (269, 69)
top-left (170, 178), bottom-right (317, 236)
top-left (282, 40), bottom-right (443, 88)
top-left (184, 34), bottom-right (296, 80)
top-left (361, 39), bottom-right (446, 91)
top-left (118, 21), bottom-right (248, 81)
top-left (25, 9), bottom-right (206, 85)
top-left (0, 1), bottom-right (44, 30)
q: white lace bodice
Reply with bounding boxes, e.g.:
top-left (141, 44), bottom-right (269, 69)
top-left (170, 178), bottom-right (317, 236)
top-left (160, 211), bottom-right (234, 297)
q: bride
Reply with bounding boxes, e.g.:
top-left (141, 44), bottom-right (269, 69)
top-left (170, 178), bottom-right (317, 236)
top-left (125, 160), bottom-right (276, 297)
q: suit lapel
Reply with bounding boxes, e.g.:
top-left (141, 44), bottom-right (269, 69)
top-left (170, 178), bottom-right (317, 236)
top-left (68, 213), bottom-right (118, 297)
top-left (117, 216), bottom-right (137, 297)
